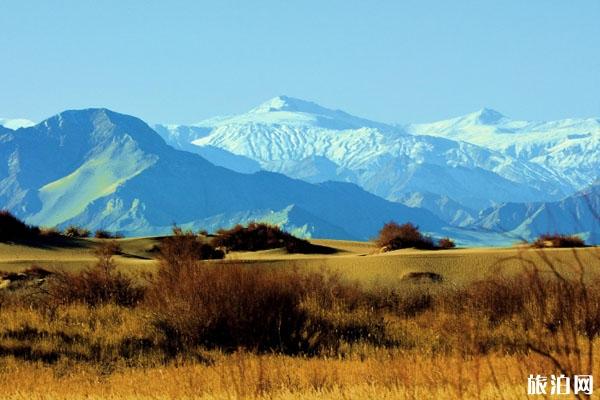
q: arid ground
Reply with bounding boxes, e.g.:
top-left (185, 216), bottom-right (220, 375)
top-left (1, 237), bottom-right (599, 399)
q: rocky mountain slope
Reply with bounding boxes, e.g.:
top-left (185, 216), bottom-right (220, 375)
top-left (0, 108), bottom-right (447, 240)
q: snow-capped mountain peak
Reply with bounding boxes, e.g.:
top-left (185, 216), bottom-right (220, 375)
top-left (249, 95), bottom-right (330, 114)
top-left (407, 110), bottom-right (600, 189)
top-left (470, 107), bottom-right (507, 125)
top-left (0, 117), bottom-right (36, 130)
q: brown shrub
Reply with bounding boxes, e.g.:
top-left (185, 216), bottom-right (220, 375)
top-left (438, 237), bottom-right (456, 249)
top-left (64, 225), bottom-right (91, 238)
top-left (453, 277), bottom-right (528, 325)
top-left (146, 239), bottom-right (384, 355)
top-left (94, 229), bottom-right (123, 239)
top-left (533, 233), bottom-right (586, 248)
top-left (212, 222), bottom-right (323, 254)
top-left (47, 242), bottom-right (144, 307)
top-left (0, 210), bottom-right (40, 242)
top-left (375, 222), bottom-right (435, 250)
top-left (158, 227), bottom-right (224, 264)
top-left (39, 227), bottom-right (62, 239)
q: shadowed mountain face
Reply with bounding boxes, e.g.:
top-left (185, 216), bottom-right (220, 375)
top-left (474, 183), bottom-right (600, 243)
top-left (0, 108), bottom-right (447, 240)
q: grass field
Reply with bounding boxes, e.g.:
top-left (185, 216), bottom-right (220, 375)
top-left (1, 237), bottom-right (599, 399)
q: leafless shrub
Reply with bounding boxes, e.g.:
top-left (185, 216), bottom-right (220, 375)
top-left (47, 241), bottom-right (143, 307)
top-left (146, 240), bottom-right (384, 355)
top-left (376, 221), bottom-right (435, 250)
top-left (94, 229), bottom-right (123, 239)
top-left (533, 233), bottom-right (586, 248)
top-left (63, 225), bottom-right (91, 238)
top-left (212, 222), bottom-right (325, 254)
top-left (438, 237), bottom-right (456, 249)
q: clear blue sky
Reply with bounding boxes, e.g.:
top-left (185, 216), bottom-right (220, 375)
top-left (1, 1), bottom-right (599, 124)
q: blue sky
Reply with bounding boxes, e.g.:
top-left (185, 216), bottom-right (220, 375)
top-left (1, 1), bottom-right (599, 124)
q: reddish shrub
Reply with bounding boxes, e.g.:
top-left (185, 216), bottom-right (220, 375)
top-left (533, 233), bottom-right (586, 248)
top-left (212, 222), bottom-right (322, 254)
top-left (438, 237), bottom-right (456, 249)
top-left (376, 222), bottom-right (435, 250)
top-left (146, 256), bottom-right (384, 355)
top-left (158, 227), bottom-right (224, 264)
top-left (47, 242), bottom-right (144, 307)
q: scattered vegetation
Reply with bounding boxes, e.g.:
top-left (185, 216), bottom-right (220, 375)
top-left (158, 226), bottom-right (225, 262)
top-left (376, 222), bottom-right (458, 251)
top-left (2, 248), bottom-right (600, 398)
top-left (1, 214), bottom-right (598, 399)
top-left (148, 234), bottom-right (380, 354)
top-left (46, 241), bottom-right (144, 307)
top-left (376, 221), bottom-right (435, 250)
top-left (438, 237), bottom-right (456, 249)
top-left (533, 233), bottom-right (586, 248)
top-left (0, 211), bottom-right (96, 244)
top-left (212, 222), bottom-right (333, 254)
top-left (63, 225), bottom-right (91, 238)
top-left (94, 229), bottom-right (124, 239)
top-left (0, 210), bottom-right (40, 242)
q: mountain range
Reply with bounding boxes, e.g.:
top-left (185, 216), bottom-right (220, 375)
top-left (1, 97), bottom-right (598, 245)
top-left (0, 108), bottom-right (447, 241)
top-left (155, 96), bottom-right (598, 241)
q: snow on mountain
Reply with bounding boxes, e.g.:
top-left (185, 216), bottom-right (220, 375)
top-left (0, 117), bottom-right (36, 130)
top-left (153, 124), bottom-right (260, 173)
top-left (0, 108), bottom-right (449, 240)
top-left (407, 109), bottom-right (600, 189)
top-left (155, 97), bottom-right (573, 217)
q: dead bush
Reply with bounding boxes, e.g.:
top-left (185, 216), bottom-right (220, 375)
top-left (212, 222), bottom-right (321, 254)
top-left (158, 227), bottom-right (224, 264)
top-left (94, 229), bottom-right (123, 239)
top-left (438, 237), bottom-right (456, 249)
top-left (454, 276), bottom-right (528, 325)
top-left (146, 240), bottom-right (385, 355)
top-left (39, 227), bottom-right (63, 239)
top-left (376, 222), bottom-right (435, 250)
top-left (64, 225), bottom-right (91, 238)
top-left (47, 242), bottom-right (144, 307)
top-left (533, 233), bottom-right (586, 248)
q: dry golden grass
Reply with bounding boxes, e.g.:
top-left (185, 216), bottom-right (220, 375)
top-left (0, 351), bottom-right (560, 399)
top-left (1, 237), bottom-right (599, 399)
